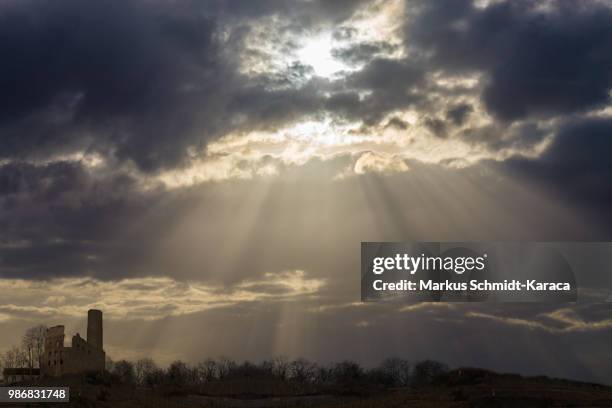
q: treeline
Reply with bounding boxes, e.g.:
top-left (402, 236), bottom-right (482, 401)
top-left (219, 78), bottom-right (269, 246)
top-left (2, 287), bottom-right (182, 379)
top-left (106, 356), bottom-right (449, 390)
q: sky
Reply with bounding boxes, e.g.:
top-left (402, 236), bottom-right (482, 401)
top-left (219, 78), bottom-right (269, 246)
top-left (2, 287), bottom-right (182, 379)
top-left (1, 0), bottom-right (612, 384)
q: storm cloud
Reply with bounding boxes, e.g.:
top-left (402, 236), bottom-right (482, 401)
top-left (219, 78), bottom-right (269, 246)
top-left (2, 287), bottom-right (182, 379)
top-left (408, 0), bottom-right (612, 120)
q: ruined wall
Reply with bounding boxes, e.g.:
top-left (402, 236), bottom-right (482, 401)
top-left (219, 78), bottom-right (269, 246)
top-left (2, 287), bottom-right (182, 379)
top-left (41, 310), bottom-right (106, 377)
top-left (63, 334), bottom-right (105, 374)
top-left (41, 325), bottom-right (66, 377)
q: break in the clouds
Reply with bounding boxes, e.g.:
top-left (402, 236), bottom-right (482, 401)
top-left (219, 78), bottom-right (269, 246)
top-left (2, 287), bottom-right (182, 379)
top-left (1, 0), bottom-right (612, 384)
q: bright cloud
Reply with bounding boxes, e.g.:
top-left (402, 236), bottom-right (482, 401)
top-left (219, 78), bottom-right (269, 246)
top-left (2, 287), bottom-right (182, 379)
top-left (0, 271), bottom-right (325, 321)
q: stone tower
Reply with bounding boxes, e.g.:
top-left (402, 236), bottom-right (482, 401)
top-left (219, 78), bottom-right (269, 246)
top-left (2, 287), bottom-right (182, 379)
top-left (87, 309), bottom-right (103, 350)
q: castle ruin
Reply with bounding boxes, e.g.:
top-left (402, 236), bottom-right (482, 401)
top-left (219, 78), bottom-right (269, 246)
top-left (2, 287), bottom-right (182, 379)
top-left (41, 309), bottom-right (106, 377)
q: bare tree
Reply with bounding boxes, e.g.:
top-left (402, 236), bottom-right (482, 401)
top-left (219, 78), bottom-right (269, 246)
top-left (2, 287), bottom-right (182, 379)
top-left (22, 334), bottom-right (34, 370)
top-left (315, 365), bottom-right (333, 384)
top-left (2, 347), bottom-right (18, 369)
top-left (412, 360), bottom-right (449, 385)
top-left (197, 358), bottom-right (217, 382)
top-left (135, 358), bottom-right (158, 386)
top-left (32, 325), bottom-right (47, 368)
top-left (167, 360), bottom-right (190, 386)
top-left (113, 360), bottom-right (136, 384)
top-left (13, 346), bottom-right (28, 369)
top-left (289, 358), bottom-right (316, 383)
top-left (144, 367), bottom-right (165, 387)
top-left (216, 357), bottom-right (235, 380)
top-left (271, 356), bottom-right (290, 380)
top-left (22, 325), bottom-right (47, 370)
top-left (380, 357), bottom-right (412, 386)
top-left (187, 366), bottom-right (200, 386)
top-left (332, 361), bottom-right (364, 383)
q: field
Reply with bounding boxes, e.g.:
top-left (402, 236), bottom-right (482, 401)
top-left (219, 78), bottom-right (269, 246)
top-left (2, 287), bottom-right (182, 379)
top-left (5, 369), bottom-right (612, 407)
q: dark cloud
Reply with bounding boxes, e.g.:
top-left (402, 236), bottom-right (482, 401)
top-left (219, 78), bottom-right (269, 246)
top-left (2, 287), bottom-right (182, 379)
top-left (385, 116), bottom-right (409, 130)
top-left (422, 116), bottom-right (447, 138)
top-left (500, 118), bottom-right (612, 229)
top-left (228, 82), bottom-right (323, 131)
top-left (460, 122), bottom-right (547, 151)
top-left (349, 58), bottom-right (424, 95)
top-left (0, 0), bottom-right (232, 171)
top-left (323, 92), bottom-right (363, 119)
top-left (0, 160), bottom-right (181, 278)
top-left (446, 103), bottom-right (473, 125)
top-left (409, 0), bottom-right (612, 120)
top-left (340, 58), bottom-right (425, 123)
